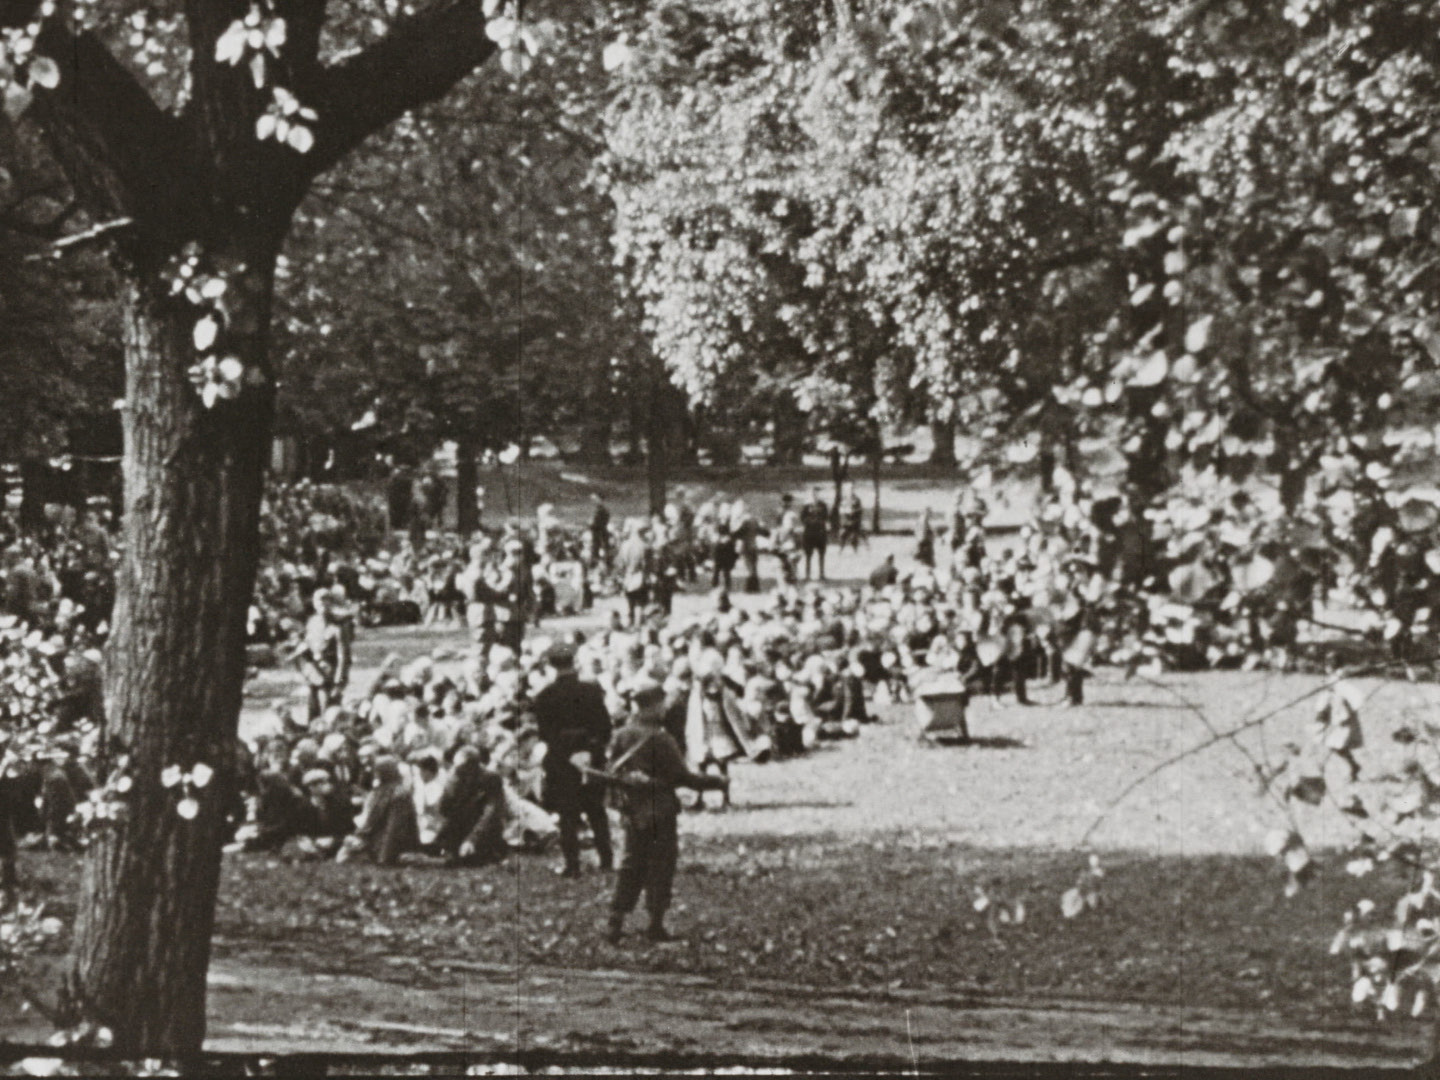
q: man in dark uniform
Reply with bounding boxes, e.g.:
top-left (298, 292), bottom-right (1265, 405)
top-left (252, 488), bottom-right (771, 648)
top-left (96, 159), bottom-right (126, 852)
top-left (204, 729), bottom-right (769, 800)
top-left (604, 679), bottom-right (726, 944)
top-left (800, 487), bottom-right (830, 581)
top-left (533, 644), bottom-right (614, 877)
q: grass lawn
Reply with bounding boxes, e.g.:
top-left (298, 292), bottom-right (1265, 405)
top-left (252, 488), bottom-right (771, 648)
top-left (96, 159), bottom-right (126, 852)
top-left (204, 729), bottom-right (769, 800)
top-left (6, 469), bottom-right (1434, 1064)
top-left (12, 666), bottom-right (1436, 1033)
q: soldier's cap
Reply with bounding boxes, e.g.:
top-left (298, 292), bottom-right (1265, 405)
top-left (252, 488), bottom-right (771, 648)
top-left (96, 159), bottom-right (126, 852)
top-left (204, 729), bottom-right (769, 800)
top-left (301, 768), bottom-right (331, 787)
top-left (546, 643), bottom-right (577, 668)
top-left (629, 677), bottom-right (665, 707)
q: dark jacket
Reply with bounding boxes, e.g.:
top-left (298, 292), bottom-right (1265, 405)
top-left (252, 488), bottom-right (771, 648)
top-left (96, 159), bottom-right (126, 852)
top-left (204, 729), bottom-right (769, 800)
top-left (355, 760), bottom-right (419, 865)
top-left (435, 756), bottom-right (506, 860)
top-left (607, 724), bottom-right (712, 827)
top-left (533, 673), bottom-right (612, 768)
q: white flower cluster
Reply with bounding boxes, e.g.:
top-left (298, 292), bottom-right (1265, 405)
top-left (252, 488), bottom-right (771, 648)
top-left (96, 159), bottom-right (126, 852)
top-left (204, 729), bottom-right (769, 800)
top-left (484, 0), bottom-right (544, 79)
top-left (166, 246), bottom-right (259, 407)
top-left (74, 762), bottom-right (134, 830)
top-left (0, 3), bottom-right (59, 122)
top-left (214, 2), bottom-right (287, 88)
top-left (214, 2), bottom-right (319, 153)
top-left (161, 761), bottom-right (213, 820)
top-left (256, 86), bottom-right (317, 153)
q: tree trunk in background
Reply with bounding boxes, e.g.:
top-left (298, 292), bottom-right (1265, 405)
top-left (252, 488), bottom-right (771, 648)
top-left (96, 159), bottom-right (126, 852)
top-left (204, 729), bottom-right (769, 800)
top-left (1039, 435), bottom-right (1057, 495)
top-left (1274, 427), bottom-right (1306, 515)
top-left (871, 452), bottom-right (882, 533)
top-left (577, 418), bottom-right (612, 467)
top-left (929, 414), bottom-right (956, 468)
top-left (624, 395), bottom-right (644, 466)
top-left (62, 254), bottom-right (277, 1057)
top-left (829, 447), bottom-right (850, 525)
top-left (675, 398), bottom-right (699, 467)
top-left (771, 392), bottom-right (806, 466)
top-left (645, 369), bottom-right (668, 516)
top-left (18, 457), bottom-right (47, 535)
top-left (455, 436), bottom-right (479, 535)
top-left (1121, 386), bottom-right (1169, 587)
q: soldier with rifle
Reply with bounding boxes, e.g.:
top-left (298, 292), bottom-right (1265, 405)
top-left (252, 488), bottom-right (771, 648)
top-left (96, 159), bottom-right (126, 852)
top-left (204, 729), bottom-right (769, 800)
top-left (588, 679), bottom-right (727, 945)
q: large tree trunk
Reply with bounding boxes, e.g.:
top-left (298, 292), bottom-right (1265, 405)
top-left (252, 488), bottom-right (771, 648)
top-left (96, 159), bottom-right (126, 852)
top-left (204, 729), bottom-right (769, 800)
top-left (18, 0), bottom-right (503, 1058)
top-left (61, 254), bottom-right (277, 1057)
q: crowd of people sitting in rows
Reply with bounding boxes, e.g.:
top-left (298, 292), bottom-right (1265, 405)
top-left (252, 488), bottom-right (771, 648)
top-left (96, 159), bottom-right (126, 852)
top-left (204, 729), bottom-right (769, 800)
top-left (2, 474), bottom-right (1117, 891)
top-left (223, 483), bottom-right (1109, 872)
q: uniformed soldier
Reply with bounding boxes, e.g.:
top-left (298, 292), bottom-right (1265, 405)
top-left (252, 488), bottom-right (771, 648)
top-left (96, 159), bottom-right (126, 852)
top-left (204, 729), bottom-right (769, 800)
top-left (800, 487), bottom-right (830, 581)
top-left (604, 679), bottom-right (727, 945)
top-left (532, 644), bottom-right (614, 877)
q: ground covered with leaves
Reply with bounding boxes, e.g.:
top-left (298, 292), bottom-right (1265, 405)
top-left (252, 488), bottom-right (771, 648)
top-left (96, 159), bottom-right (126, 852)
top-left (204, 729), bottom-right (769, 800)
top-left (14, 663), bottom-right (1438, 1028)
top-left (9, 546), bottom-right (1440, 1061)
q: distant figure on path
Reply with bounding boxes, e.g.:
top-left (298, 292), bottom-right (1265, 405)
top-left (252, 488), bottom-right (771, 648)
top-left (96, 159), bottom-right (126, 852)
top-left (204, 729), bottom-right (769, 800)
top-left (589, 494), bottom-right (613, 567)
top-left (915, 507), bottom-right (936, 568)
top-left (800, 487), bottom-right (830, 581)
top-left (616, 520), bottom-right (651, 627)
top-left (293, 588), bottom-right (346, 721)
top-left (839, 488), bottom-right (865, 550)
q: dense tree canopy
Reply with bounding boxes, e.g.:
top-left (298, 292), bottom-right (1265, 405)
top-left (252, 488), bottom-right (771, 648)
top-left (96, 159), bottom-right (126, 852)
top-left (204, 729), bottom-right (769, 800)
top-left (8, 0), bottom-right (1440, 1054)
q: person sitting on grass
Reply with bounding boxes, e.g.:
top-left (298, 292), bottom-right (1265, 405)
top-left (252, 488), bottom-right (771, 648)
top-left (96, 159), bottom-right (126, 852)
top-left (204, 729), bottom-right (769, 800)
top-left (243, 745), bottom-right (311, 853)
top-left (340, 756), bottom-right (420, 866)
top-left (433, 746), bottom-right (508, 867)
top-left (297, 768), bottom-right (354, 854)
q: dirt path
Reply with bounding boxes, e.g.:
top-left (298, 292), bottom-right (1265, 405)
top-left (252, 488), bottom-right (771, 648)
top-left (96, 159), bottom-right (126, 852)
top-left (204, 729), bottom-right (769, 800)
top-left (202, 955), bottom-right (1424, 1069)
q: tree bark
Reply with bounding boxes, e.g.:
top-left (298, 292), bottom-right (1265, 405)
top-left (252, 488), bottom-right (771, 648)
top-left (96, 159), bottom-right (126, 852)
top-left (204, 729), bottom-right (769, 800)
top-left (577, 418), bottom-right (612, 467)
top-left (929, 414), bottom-right (957, 468)
top-left (455, 436), bottom-right (479, 536)
top-left (871, 452), bottom-right (882, 534)
top-left (61, 255), bottom-right (277, 1058)
top-left (770, 392), bottom-right (806, 466)
top-left (829, 447), bottom-right (849, 526)
top-left (12, 0), bottom-right (504, 1057)
top-left (646, 373), bottom-right (668, 517)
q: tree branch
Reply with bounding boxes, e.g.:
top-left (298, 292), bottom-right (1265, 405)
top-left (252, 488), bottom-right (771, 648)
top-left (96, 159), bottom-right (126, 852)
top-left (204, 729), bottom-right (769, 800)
top-left (2, 197), bottom-right (78, 242)
top-left (305, 0), bottom-right (499, 179)
top-left (17, 16), bottom-right (195, 248)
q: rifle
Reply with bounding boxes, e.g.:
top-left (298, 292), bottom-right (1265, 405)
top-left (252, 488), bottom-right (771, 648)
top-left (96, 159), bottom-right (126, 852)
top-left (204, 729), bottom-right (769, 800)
top-left (574, 733), bottom-right (729, 793)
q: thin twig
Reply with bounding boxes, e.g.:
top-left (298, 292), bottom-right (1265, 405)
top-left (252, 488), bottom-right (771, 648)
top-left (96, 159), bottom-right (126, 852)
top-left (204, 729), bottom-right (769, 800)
top-left (1079, 652), bottom-right (1440, 846)
top-left (23, 217), bottom-right (133, 259)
